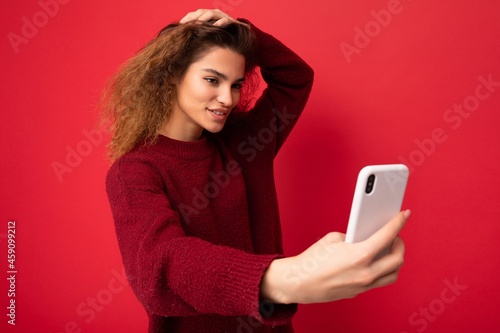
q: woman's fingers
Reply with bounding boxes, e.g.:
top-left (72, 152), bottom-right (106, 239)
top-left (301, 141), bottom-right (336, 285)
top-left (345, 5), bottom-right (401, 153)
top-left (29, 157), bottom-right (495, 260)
top-left (370, 236), bottom-right (405, 275)
top-left (179, 9), bottom-right (233, 25)
top-left (368, 267), bottom-right (401, 290)
top-left (179, 10), bottom-right (199, 24)
top-left (197, 9), bottom-right (228, 22)
top-left (212, 17), bottom-right (234, 27)
top-left (359, 210), bottom-right (410, 261)
top-left (180, 9), bottom-right (215, 23)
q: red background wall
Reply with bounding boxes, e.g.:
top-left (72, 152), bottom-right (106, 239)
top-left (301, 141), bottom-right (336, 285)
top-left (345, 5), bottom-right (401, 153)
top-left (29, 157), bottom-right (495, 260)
top-left (1, 0), bottom-right (499, 332)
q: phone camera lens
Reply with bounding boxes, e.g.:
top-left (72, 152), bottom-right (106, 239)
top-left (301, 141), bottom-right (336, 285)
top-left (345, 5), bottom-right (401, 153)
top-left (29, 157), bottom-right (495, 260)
top-left (365, 174), bottom-right (375, 194)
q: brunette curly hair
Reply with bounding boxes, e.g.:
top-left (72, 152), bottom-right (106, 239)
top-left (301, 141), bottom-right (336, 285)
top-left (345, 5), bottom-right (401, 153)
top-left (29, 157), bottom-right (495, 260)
top-left (100, 20), bottom-right (257, 160)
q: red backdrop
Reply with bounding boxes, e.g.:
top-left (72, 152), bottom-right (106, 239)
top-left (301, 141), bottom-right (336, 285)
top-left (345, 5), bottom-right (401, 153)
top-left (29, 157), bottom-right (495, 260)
top-left (2, 0), bottom-right (499, 332)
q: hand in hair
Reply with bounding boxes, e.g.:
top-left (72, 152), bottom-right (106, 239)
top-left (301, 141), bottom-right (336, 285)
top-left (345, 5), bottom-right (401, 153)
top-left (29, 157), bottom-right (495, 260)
top-left (179, 8), bottom-right (249, 28)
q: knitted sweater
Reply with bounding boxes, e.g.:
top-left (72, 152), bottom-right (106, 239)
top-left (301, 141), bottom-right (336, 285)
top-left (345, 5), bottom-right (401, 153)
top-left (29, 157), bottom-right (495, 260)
top-left (105, 19), bottom-right (314, 333)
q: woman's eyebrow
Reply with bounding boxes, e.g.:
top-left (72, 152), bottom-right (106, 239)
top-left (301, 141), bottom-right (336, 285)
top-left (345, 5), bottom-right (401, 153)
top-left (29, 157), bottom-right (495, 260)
top-left (202, 68), bottom-right (245, 82)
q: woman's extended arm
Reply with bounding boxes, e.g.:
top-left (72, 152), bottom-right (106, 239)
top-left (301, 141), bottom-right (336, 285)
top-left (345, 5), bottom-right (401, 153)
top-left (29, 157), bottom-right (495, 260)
top-left (261, 210), bottom-right (410, 304)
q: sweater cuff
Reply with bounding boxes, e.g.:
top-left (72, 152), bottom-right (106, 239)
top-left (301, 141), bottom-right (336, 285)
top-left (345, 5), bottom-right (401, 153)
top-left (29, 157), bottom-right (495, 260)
top-left (164, 235), bottom-right (297, 325)
top-left (219, 251), bottom-right (297, 325)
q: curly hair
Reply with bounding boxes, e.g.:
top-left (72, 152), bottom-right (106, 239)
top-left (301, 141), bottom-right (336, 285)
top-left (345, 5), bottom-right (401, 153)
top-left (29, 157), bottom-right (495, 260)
top-left (100, 20), bottom-right (257, 160)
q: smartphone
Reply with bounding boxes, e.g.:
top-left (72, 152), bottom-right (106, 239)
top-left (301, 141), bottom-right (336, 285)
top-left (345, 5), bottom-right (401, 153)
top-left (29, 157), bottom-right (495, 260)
top-left (345, 164), bottom-right (409, 257)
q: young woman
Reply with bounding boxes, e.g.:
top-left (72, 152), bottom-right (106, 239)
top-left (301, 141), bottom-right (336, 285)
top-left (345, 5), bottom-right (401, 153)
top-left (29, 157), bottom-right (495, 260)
top-left (103, 9), bottom-right (410, 333)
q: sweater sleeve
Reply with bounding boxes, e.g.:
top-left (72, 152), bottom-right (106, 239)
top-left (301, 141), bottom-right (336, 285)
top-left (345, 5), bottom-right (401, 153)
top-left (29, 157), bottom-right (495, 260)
top-left (106, 156), bottom-right (296, 325)
top-left (238, 18), bottom-right (314, 154)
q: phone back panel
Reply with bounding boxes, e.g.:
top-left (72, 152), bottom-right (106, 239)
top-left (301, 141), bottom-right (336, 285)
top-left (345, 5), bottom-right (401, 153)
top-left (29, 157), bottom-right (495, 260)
top-left (345, 164), bottom-right (409, 243)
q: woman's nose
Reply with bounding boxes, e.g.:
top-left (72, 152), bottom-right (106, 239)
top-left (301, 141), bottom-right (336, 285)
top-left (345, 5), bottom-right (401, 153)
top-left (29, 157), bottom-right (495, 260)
top-left (216, 87), bottom-right (234, 107)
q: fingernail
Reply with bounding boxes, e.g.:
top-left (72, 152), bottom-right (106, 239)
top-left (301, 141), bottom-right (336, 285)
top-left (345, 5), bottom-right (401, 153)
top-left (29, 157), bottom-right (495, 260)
top-left (403, 209), bottom-right (411, 219)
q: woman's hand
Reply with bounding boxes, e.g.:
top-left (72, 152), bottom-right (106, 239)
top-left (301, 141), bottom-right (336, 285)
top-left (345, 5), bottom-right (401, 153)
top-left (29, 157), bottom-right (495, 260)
top-left (179, 8), bottom-right (248, 27)
top-left (261, 210), bottom-right (411, 304)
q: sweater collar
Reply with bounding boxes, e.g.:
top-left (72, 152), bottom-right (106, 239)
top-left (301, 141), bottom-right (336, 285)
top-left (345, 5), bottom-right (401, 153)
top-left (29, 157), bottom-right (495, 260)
top-left (151, 133), bottom-right (215, 160)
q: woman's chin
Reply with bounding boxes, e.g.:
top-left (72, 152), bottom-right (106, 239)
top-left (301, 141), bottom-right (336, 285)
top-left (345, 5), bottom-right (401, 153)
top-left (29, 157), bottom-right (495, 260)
top-left (203, 121), bottom-right (228, 134)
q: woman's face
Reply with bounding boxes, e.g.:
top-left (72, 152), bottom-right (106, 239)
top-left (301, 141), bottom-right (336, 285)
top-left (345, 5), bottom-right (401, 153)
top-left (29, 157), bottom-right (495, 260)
top-left (163, 47), bottom-right (245, 141)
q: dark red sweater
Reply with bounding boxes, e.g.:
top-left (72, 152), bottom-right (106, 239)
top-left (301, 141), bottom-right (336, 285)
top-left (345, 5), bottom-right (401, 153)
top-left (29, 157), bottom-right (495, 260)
top-left (105, 19), bottom-right (314, 333)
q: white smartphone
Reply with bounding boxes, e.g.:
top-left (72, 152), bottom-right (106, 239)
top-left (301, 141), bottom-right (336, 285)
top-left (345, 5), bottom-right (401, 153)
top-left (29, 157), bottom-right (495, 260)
top-left (345, 164), bottom-right (409, 257)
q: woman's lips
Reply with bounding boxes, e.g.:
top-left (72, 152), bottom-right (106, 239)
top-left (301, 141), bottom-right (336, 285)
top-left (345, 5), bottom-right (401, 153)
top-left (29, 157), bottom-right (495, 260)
top-left (207, 108), bottom-right (228, 120)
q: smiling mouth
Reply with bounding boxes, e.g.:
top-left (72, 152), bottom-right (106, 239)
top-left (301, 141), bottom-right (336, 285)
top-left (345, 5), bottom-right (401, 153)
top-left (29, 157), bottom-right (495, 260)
top-left (210, 109), bottom-right (225, 116)
top-left (206, 108), bottom-right (229, 117)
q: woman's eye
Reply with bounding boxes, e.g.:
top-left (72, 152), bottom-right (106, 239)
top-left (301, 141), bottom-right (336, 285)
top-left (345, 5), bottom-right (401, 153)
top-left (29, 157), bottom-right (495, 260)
top-left (205, 78), bottom-right (218, 85)
top-left (232, 83), bottom-right (243, 90)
